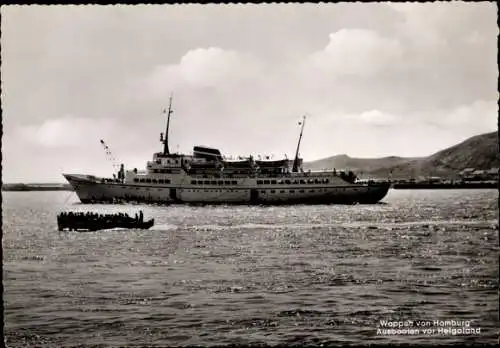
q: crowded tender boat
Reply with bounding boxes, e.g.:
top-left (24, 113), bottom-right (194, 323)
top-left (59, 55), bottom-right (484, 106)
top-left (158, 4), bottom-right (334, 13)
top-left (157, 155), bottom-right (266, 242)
top-left (57, 210), bottom-right (154, 231)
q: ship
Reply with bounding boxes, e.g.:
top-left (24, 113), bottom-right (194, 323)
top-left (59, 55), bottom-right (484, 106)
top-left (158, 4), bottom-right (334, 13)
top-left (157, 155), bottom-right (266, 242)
top-left (63, 96), bottom-right (390, 205)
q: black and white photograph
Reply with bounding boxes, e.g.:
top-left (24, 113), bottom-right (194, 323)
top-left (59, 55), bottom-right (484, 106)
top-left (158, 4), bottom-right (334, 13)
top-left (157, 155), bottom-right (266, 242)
top-left (1, 2), bottom-right (498, 347)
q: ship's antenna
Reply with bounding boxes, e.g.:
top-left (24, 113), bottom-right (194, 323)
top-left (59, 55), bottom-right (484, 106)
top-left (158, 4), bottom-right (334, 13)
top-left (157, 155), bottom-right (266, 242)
top-left (292, 115), bottom-right (306, 173)
top-left (162, 93), bottom-right (174, 155)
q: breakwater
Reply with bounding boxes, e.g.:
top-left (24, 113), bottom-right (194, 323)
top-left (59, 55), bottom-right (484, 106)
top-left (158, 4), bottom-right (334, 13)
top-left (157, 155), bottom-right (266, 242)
top-left (2, 183), bottom-right (73, 192)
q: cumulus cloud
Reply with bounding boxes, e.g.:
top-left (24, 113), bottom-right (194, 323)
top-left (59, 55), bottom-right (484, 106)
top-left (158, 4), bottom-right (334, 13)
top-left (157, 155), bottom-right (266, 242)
top-left (356, 110), bottom-right (399, 127)
top-left (139, 47), bottom-right (263, 99)
top-left (178, 47), bottom-right (261, 87)
top-left (307, 29), bottom-right (403, 76)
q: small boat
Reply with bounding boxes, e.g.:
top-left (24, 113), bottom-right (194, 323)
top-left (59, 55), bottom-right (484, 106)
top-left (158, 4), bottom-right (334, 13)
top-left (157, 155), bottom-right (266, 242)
top-left (57, 211), bottom-right (154, 232)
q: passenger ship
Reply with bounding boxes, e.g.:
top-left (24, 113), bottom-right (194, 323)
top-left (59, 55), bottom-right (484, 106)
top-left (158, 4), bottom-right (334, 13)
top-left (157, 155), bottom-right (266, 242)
top-left (63, 97), bottom-right (390, 205)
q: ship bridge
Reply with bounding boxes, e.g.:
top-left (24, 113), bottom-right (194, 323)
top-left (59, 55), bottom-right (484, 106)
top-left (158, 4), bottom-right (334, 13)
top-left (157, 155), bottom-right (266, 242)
top-left (193, 146), bottom-right (223, 161)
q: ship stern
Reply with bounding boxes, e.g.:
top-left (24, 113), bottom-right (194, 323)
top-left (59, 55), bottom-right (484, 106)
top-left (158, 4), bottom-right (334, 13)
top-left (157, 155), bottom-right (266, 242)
top-left (358, 182), bottom-right (391, 204)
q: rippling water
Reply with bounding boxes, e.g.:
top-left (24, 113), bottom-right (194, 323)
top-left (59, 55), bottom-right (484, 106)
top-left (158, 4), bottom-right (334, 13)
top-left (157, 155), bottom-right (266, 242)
top-left (3, 189), bottom-right (499, 347)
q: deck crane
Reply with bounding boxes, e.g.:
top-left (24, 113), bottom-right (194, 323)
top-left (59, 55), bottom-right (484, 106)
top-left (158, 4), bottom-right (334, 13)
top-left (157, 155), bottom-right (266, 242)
top-left (100, 139), bottom-right (123, 179)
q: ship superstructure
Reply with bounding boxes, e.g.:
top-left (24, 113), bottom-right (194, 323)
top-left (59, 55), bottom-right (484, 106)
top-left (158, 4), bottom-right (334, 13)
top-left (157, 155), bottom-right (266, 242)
top-left (63, 97), bottom-right (390, 205)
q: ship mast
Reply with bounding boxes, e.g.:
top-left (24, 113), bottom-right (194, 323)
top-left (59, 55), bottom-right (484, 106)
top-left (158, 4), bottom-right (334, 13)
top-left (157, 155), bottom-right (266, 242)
top-left (162, 93), bottom-right (174, 155)
top-left (292, 115), bottom-right (306, 173)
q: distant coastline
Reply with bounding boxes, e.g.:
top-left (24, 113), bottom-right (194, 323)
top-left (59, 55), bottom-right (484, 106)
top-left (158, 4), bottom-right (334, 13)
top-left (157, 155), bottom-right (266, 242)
top-left (2, 183), bottom-right (74, 191)
top-left (392, 181), bottom-right (498, 189)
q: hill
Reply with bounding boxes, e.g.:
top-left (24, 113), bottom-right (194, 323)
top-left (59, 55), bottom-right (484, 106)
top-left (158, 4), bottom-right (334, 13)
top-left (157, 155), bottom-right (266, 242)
top-left (304, 131), bottom-right (499, 179)
top-left (303, 154), bottom-right (422, 174)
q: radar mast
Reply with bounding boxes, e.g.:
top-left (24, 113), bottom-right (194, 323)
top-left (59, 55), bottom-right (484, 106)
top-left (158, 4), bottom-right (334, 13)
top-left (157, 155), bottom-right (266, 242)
top-left (292, 115), bottom-right (306, 173)
top-left (161, 93), bottom-right (174, 155)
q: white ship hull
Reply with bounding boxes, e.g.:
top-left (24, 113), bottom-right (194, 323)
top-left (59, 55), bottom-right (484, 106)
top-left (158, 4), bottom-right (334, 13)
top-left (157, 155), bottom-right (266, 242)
top-left (64, 174), bottom-right (390, 205)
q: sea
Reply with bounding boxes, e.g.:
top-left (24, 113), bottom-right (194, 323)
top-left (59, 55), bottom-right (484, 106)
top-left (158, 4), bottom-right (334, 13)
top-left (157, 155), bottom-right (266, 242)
top-left (2, 189), bottom-right (499, 347)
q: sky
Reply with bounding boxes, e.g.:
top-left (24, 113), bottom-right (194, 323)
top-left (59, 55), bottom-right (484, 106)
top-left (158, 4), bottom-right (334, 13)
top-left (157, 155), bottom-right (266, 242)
top-left (1, 3), bottom-right (498, 183)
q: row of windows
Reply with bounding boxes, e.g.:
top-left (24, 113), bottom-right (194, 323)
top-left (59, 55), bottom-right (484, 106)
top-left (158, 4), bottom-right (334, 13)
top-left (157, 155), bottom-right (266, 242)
top-left (156, 159), bottom-right (180, 165)
top-left (107, 187), bottom-right (360, 194)
top-left (133, 178), bottom-right (171, 184)
top-left (257, 178), bottom-right (329, 185)
top-left (260, 189), bottom-right (327, 194)
top-left (190, 180), bottom-right (239, 185)
top-left (130, 178), bottom-right (331, 186)
top-left (185, 189), bottom-right (236, 193)
top-left (101, 179), bottom-right (121, 183)
top-left (151, 169), bottom-right (173, 174)
top-left (105, 186), bottom-right (158, 191)
top-left (225, 170), bottom-right (253, 174)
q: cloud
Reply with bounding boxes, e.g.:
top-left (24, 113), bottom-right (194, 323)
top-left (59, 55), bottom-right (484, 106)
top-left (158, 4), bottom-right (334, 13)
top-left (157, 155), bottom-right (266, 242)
top-left (17, 116), bottom-right (116, 149)
top-left (356, 110), bottom-right (399, 127)
top-left (178, 47), bottom-right (261, 87)
top-left (421, 100), bottom-right (498, 133)
top-left (307, 29), bottom-right (403, 77)
top-left (341, 100), bottom-right (498, 132)
top-left (139, 47), bottom-right (263, 99)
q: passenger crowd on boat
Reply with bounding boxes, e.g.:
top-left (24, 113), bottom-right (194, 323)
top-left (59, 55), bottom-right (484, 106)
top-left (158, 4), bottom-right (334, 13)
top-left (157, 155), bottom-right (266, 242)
top-left (58, 210), bottom-right (144, 225)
